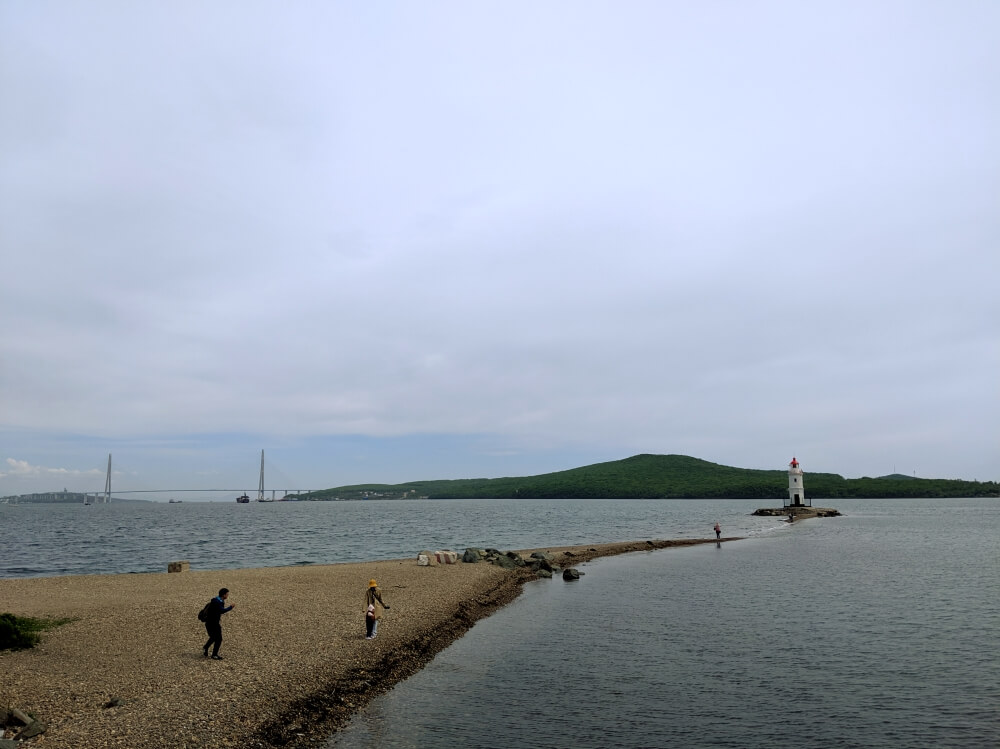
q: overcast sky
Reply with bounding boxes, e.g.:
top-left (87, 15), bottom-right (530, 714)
top-left (2, 1), bottom-right (997, 500)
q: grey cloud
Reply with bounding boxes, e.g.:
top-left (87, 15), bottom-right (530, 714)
top-left (2, 1), bottom-right (997, 494)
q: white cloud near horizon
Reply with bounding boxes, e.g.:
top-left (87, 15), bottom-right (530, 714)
top-left (1, 457), bottom-right (103, 480)
top-left (1, 1), bottom-right (997, 495)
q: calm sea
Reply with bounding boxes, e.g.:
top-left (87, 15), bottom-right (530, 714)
top-left (0, 498), bottom-right (786, 578)
top-left (327, 498), bottom-right (1000, 749)
top-left (3, 497), bottom-right (997, 747)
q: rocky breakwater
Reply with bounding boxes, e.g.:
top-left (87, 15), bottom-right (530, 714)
top-left (463, 545), bottom-right (688, 581)
top-left (753, 506), bottom-right (842, 521)
top-left (461, 547), bottom-right (572, 579)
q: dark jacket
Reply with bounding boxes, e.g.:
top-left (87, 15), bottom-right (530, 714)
top-left (204, 596), bottom-right (233, 625)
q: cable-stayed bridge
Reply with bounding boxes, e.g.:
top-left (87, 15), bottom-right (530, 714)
top-left (112, 488), bottom-right (310, 499)
top-left (85, 450), bottom-right (311, 502)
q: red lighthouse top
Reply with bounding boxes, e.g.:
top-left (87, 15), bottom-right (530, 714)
top-left (789, 457), bottom-right (799, 468)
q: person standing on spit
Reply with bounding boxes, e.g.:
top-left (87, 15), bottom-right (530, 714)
top-left (203, 587), bottom-right (235, 660)
top-left (365, 579), bottom-right (390, 639)
top-left (714, 522), bottom-right (721, 540)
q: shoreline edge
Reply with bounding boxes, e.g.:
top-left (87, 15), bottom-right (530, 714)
top-left (1, 538), bottom-right (734, 748)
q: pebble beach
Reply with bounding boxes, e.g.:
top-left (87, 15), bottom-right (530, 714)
top-left (0, 539), bottom-right (723, 748)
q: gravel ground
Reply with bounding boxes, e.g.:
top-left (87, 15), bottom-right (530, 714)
top-left (0, 539), bottom-right (723, 748)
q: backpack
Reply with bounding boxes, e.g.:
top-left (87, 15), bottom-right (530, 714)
top-left (198, 601), bottom-right (211, 622)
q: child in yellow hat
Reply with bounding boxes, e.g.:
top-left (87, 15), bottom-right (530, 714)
top-left (364, 579), bottom-right (390, 638)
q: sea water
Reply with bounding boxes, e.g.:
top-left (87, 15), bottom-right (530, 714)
top-left (0, 497), bottom-right (785, 578)
top-left (327, 498), bottom-right (1000, 749)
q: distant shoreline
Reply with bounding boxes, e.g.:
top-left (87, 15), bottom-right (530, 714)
top-left (0, 538), bottom-right (732, 748)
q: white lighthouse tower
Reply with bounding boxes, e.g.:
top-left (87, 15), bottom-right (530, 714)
top-left (785, 457), bottom-right (808, 507)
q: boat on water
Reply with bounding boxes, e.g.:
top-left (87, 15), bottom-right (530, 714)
top-left (236, 494), bottom-right (250, 504)
top-left (168, 498), bottom-right (182, 504)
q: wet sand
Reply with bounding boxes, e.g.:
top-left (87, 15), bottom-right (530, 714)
top-left (0, 538), bottom-right (729, 748)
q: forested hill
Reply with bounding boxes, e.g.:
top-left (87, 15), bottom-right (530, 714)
top-left (297, 454), bottom-right (999, 501)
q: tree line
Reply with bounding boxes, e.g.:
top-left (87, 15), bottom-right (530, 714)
top-left (294, 454), bottom-right (999, 501)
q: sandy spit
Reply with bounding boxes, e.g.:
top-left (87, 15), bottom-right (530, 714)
top-left (0, 538), bottom-right (727, 748)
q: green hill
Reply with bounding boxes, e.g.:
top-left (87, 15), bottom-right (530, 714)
top-left (295, 454), bottom-right (999, 501)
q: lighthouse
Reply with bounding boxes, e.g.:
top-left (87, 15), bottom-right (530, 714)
top-left (785, 457), bottom-right (809, 507)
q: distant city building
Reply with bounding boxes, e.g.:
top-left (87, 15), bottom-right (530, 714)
top-left (0, 490), bottom-right (94, 504)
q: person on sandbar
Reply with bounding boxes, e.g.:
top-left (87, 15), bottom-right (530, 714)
top-left (203, 587), bottom-right (235, 660)
top-left (365, 579), bottom-right (390, 639)
top-left (714, 522), bottom-right (721, 540)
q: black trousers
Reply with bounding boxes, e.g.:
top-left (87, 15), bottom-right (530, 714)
top-left (204, 622), bottom-right (222, 656)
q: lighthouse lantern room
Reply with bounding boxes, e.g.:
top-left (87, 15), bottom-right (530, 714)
top-left (784, 457), bottom-right (810, 508)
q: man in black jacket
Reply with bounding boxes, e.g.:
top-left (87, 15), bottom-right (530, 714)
top-left (203, 588), bottom-right (235, 660)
